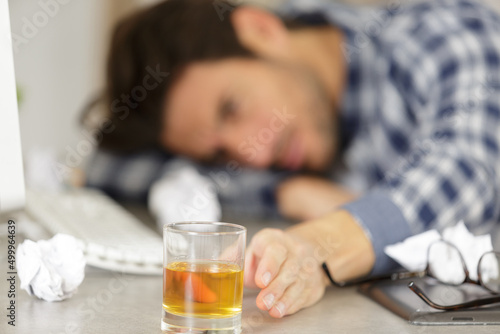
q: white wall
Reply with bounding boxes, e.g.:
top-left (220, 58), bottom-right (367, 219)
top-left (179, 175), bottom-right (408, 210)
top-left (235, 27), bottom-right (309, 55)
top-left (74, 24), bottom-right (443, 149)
top-left (10, 0), bottom-right (109, 157)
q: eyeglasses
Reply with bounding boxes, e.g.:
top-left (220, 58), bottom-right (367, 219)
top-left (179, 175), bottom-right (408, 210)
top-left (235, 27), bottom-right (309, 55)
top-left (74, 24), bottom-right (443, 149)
top-left (322, 240), bottom-right (500, 310)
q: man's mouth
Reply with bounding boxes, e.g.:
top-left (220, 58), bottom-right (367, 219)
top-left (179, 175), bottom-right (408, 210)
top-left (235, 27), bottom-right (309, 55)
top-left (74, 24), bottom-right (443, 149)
top-left (276, 132), bottom-right (304, 171)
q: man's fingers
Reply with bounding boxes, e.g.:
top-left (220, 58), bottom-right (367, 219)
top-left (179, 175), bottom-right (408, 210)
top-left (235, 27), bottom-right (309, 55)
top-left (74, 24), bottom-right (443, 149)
top-left (244, 246), bottom-right (259, 288)
top-left (255, 259), bottom-right (300, 312)
top-left (287, 284), bottom-right (324, 315)
top-left (245, 229), bottom-right (287, 288)
top-left (269, 279), bottom-right (306, 318)
top-left (254, 242), bottom-right (288, 288)
top-left (246, 228), bottom-right (328, 318)
top-left (248, 229), bottom-right (286, 258)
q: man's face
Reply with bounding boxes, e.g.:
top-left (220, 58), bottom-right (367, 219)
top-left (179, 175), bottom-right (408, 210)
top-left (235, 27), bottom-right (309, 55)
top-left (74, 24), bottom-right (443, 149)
top-left (162, 58), bottom-right (338, 172)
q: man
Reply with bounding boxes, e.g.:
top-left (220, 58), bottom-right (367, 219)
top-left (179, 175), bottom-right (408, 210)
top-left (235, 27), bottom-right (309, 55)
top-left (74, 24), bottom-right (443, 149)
top-left (86, 0), bottom-right (500, 318)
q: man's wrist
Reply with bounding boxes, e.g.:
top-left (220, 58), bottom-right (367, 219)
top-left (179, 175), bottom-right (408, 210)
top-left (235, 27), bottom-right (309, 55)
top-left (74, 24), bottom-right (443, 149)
top-left (287, 210), bottom-right (376, 282)
top-left (342, 191), bottom-right (412, 275)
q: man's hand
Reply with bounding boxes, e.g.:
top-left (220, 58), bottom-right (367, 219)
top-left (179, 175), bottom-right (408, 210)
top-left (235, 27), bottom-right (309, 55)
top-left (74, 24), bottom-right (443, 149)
top-left (244, 211), bottom-right (375, 318)
top-left (277, 176), bottom-right (357, 221)
top-left (244, 229), bottom-right (328, 318)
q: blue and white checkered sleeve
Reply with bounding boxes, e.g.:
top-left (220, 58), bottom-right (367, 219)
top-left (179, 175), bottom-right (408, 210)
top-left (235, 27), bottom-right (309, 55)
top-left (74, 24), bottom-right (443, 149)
top-left (345, 3), bottom-right (500, 275)
top-left (85, 149), bottom-right (285, 218)
top-left (85, 149), bottom-right (175, 202)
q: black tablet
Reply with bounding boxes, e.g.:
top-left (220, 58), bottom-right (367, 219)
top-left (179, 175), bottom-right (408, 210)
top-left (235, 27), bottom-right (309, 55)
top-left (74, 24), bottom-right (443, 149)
top-left (358, 277), bottom-right (500, 325)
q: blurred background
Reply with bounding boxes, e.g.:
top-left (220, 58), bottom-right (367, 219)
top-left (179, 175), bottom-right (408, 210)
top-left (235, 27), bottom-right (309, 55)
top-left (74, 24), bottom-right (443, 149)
top-left (9, 0), bottom-right (500, 179)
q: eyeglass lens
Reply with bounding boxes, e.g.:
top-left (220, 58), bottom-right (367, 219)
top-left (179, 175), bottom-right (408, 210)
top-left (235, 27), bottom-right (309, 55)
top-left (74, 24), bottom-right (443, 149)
top-left (479, 252), bottom-right (500, 294)
top-left (427, 241), bottom-right (466, 285)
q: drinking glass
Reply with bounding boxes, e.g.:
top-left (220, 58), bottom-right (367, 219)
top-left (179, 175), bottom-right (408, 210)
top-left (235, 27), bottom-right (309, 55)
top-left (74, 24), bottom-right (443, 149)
top-left (162, 222), bottom-right (246, 333)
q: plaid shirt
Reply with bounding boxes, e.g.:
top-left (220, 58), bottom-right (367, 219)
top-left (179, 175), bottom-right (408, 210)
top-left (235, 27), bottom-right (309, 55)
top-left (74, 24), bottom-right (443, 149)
top-left (86, 0), bottom-right (500, 275)
top-left (281, 0), bottom-right (500, 274)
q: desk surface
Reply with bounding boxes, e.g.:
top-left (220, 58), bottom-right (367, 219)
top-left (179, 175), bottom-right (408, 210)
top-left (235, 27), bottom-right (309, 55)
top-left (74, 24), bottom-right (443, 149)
top-left (0, 214), bottom-right (497, 333)
top-left (1, 270), bottom-right (496, 334)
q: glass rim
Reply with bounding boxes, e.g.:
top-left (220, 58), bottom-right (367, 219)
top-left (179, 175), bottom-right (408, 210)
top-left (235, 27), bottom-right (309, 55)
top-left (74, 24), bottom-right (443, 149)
top-left (163, 221), bottom-right (246, 236)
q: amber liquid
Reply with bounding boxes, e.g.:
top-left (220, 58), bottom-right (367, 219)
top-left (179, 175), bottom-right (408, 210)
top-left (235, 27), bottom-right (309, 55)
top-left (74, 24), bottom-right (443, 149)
top-left (163, 261), bottom-right (244, 319)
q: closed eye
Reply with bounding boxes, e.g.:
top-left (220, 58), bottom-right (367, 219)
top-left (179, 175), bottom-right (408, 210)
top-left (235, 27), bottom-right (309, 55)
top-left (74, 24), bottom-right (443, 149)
top-left (220, 98), bottom-right (239, 123)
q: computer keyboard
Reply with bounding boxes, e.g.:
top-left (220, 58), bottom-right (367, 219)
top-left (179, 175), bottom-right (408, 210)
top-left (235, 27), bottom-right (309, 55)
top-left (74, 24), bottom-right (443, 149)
top-left (25, 187), bottom-right (163, 275)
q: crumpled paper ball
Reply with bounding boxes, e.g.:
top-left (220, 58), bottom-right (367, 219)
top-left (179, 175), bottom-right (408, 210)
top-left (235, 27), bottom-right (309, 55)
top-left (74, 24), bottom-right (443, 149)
top-left (149, 160), bottom-right (221, 227)
top-left (17, 234), bottom-right (86, 302)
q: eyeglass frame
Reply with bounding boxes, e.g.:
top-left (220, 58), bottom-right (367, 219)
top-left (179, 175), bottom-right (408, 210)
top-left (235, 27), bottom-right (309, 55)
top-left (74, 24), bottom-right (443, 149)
top-left (322, 240), bottom-right (500, 311)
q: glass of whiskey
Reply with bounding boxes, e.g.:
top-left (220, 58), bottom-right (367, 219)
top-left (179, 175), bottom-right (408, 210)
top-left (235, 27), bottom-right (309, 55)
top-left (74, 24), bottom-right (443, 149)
top-left (162, 222), bottom-right (246, 334)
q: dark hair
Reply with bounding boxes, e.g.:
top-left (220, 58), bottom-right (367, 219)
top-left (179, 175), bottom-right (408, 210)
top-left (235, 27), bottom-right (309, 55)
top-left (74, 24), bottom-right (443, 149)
top-left (95, 0), bottom-right (255, 153)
